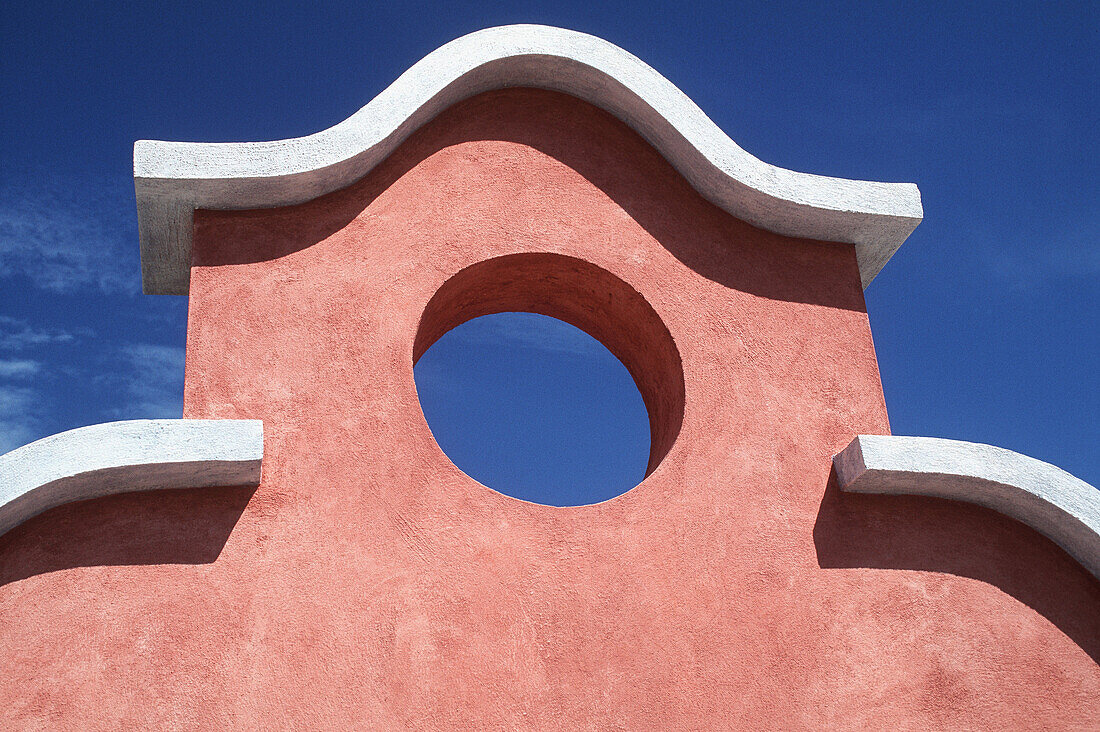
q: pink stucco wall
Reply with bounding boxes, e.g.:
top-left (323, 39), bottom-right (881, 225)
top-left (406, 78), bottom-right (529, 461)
top-left (1, 89), bottom-right (1097, 729)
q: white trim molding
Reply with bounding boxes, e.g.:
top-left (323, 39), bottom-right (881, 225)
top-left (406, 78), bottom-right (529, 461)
top-left (834, 435), bottom-right (1100, 580)
top-left (0, 419), bottom-right (263, 538)
top-left (134, 24), bottom-right (923, 295)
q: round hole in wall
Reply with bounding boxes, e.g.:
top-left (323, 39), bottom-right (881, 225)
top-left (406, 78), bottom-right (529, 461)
top-left (413, 253), bottom-right (684, 506)
top-left (415, 312), bottom-right (650, 505)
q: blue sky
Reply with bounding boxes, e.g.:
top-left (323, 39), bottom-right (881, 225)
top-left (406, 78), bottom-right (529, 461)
top-left (1, 1), bottom-right (1096, 503)
top-left (416, 314), bottom-right (651, 505)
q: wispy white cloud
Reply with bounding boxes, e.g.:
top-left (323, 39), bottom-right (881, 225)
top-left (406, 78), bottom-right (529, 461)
top-left (0, 315), bottom-right (80, 350)
top-left (414, 313), bottom-right (614, 395)
top-left (0, 173), bottom-right (138, 294)
top-left (0, 316), bottom-right (78, 453)
top-left (105, 343), bottom-right (186, 418)
top-left (0, 384), bottom-right (37, 454)
top-left (0, 316), bottom-right (64, 452)
top-left (0, 359), bottom-right (40, 379)
top-left (0, 336), bottom-right (186, 454)
top-left (450, 313), bottom-right (610, 358)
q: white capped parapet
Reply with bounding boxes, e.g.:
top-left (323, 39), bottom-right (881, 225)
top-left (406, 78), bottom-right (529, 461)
top-left (834, 435), bottom-right (1100, 580)
top-left (0, 419), bottom-right (263, 537)
top-left (134, 24), bottom-right (923, 295)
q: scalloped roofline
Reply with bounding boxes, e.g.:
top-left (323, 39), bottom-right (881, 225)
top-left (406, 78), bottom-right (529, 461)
top-left (134, 24), bottom-right (923, 295)
top-left (0, 420), bottom-right (263, 537)
top-left (834, 435), bottom-right (1100, 580)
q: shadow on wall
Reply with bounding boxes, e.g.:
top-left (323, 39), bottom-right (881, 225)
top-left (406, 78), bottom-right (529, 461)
top-left (813, 469), bottom-right (1100, 664)
top-left (0, 485), bottom-right (254, 587)
top-left (193, 88), bottom-right (868, 313)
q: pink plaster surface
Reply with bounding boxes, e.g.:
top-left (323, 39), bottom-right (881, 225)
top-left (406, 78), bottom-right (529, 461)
top-left (1, 89), bottom-right (1097, 729)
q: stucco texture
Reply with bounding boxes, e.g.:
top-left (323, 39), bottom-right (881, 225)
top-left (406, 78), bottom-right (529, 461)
top-left (2, 89), bottom-right (1097, 729)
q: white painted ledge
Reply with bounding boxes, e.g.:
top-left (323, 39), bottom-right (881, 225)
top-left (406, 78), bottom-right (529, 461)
top-left (834, 435), bottom-right (1100, 580)
top-left (0, 419), bottom-right (263, 538)
top-left (135, 24), bottom-right (923, 295)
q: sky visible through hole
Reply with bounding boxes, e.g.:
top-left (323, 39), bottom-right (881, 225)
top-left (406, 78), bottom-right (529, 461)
top-left (414, 312), bottom-right (651, 506)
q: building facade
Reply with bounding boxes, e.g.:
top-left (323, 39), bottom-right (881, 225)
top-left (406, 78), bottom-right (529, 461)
top-left (1, 25), bottom-right (1097, 730)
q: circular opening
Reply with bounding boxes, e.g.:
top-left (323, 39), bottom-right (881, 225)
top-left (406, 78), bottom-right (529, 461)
top-left (413, 253), bottom-right (684, 506)
top-left (415, 313), bottom-right (651, 505)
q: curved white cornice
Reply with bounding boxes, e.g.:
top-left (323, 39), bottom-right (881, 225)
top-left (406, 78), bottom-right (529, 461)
top-left (134, 24), bottom-right (923, 295)
top-left (0, 419), bottom-right (263, 538)
top-left (834, 435), bottom-right (1100, 580)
